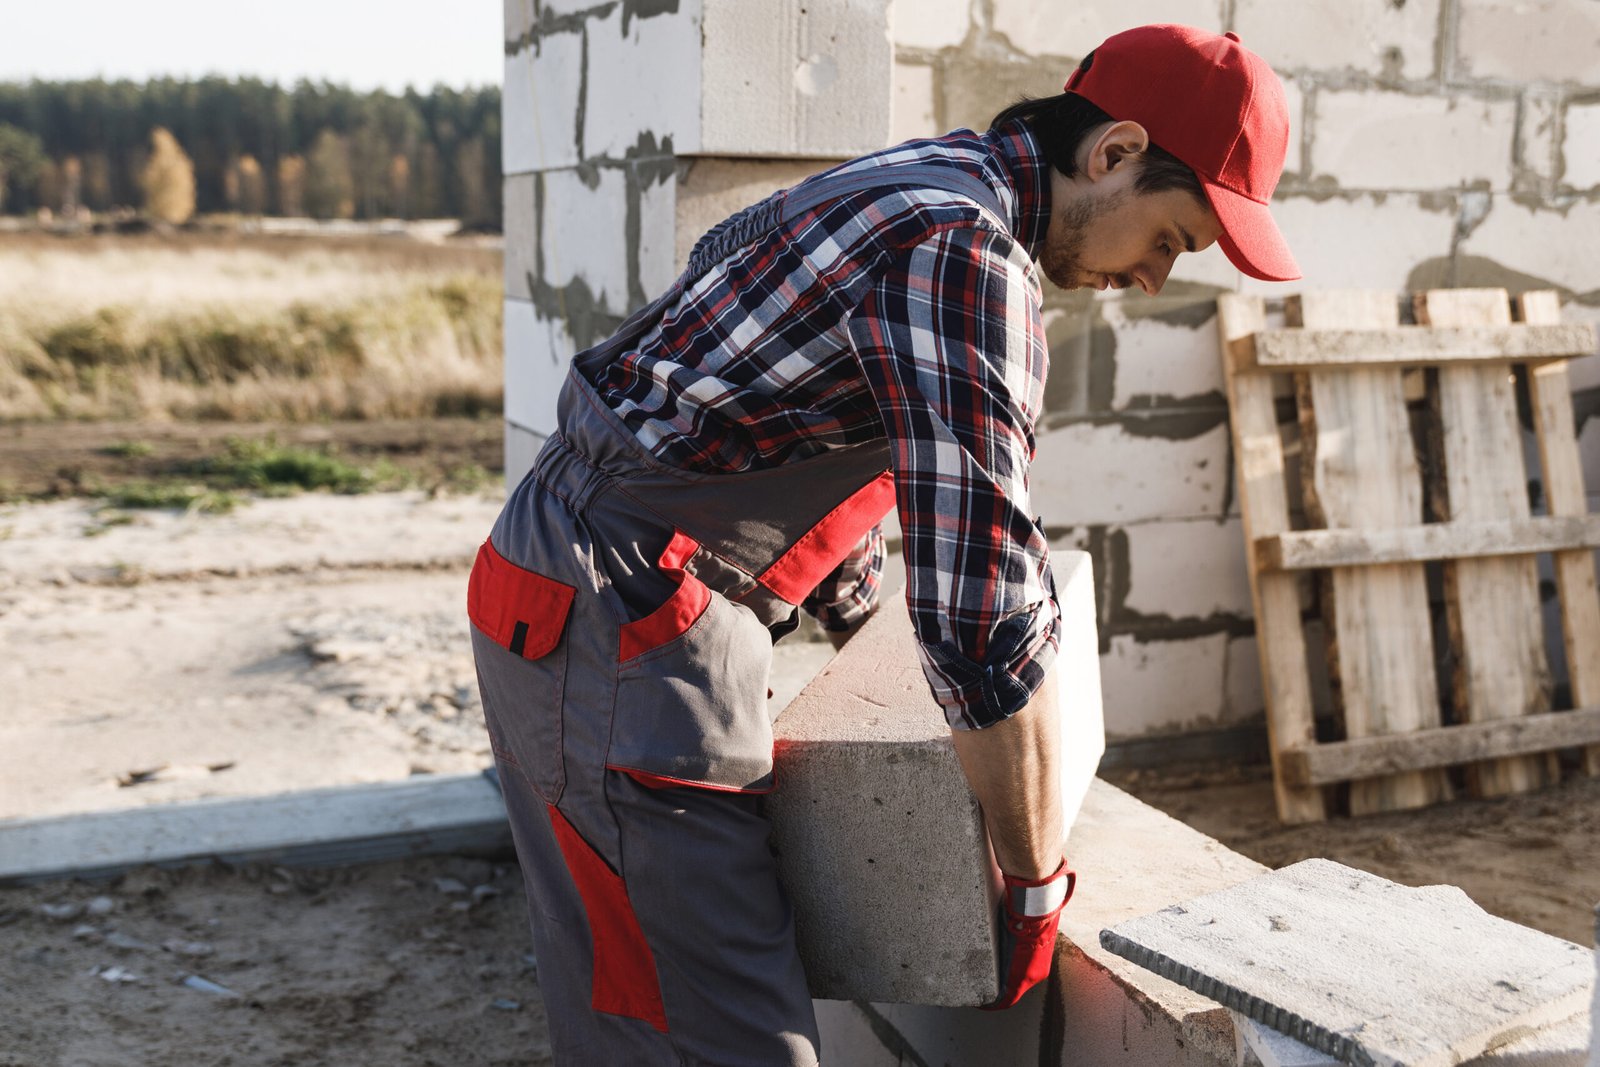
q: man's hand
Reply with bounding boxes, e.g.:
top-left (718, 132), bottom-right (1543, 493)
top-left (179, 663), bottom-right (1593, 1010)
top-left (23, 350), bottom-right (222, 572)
top-left (983, 859), bottom-right (1076, 1010)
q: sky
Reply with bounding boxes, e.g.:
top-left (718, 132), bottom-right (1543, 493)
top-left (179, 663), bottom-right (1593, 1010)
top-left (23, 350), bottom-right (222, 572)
top-left (1, 0), bottom-right (503, 92)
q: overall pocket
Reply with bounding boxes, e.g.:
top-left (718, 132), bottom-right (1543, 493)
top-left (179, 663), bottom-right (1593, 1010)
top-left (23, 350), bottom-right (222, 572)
top-left (606, 532), bottom-right (777, 793)
top-left (468, 538), bottom-right (575, 802)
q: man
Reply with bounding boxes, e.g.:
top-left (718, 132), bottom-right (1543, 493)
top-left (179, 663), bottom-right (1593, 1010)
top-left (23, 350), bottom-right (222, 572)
top-left (469, 23), bottom-right (1299, 1066)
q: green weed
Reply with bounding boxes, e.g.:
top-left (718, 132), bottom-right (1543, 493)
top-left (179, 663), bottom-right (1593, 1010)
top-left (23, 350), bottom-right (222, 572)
top-left (98, 440), bottom-right (155, 457)
top-left (101, 482), bottom-right (239, 514)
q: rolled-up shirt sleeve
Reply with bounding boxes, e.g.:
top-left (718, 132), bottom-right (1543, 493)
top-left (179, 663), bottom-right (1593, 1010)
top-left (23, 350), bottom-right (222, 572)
top-left (846, 223), bottom-right (1059, 730)
top-left (801, 524), bottom-right (885, 632)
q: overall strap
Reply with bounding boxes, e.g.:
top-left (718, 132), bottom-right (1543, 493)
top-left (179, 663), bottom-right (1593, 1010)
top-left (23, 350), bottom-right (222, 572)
top-left (574, 162), bottom-right (1012, 379)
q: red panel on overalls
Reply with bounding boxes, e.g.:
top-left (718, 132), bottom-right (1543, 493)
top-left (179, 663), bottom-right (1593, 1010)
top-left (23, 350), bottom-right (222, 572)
top-left (755, 470), bottom-right (897, 603)
top-left (618, 530), bottom-right (710, 661)
top-left (467, 539), bottom-right (575, 659)
top-left (545, 802), bottom-right (670, 1032)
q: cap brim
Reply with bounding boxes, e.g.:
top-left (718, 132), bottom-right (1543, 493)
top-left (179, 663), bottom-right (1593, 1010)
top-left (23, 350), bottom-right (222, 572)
top-left (1203, 181), bottom-right (1301, 282)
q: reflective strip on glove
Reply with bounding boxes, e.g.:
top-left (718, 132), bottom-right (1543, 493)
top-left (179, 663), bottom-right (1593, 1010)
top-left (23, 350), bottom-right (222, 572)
top-left (981, 859), bottom-right (1076, 1011)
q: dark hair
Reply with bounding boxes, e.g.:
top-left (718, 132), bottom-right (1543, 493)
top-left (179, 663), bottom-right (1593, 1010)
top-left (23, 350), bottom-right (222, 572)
top-left (990, 52), bottom-right (1203, 199)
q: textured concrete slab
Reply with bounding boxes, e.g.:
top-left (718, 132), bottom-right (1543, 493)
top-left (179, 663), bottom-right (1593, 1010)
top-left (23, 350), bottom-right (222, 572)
top-left (1102, 860), bottom-right (1594, 1067)
top-left (1234, 1011), bottom-right (1340, 1066)
top-left (769, 550), bottom-right (1102, 1006)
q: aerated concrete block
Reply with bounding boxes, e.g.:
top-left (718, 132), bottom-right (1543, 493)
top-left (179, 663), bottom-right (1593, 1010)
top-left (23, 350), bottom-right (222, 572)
top-left (1102, 860), bottom-right (1595, 1067)
top-left (503, 300), bottom-right (570, 438)
top-left (1562, 103), bottom-right (1600, 190)
top-left (1031, 419), bottom-right (1232, 524)
top-left (1232, 0), bottom-right (1441, 80)
top-left (989, 0), bottom-right (1223, 60)
top-left (1457, 0), bottom-right (1600, 86)
top-left (1314, 90), bottom-right (1515, 192)
top-left (768, 550), bottom-right (1103, 1005)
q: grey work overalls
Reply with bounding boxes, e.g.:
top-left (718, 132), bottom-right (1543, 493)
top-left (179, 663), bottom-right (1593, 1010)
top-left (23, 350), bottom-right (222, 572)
top-left (469, 163), bottom-right (1007, 1065)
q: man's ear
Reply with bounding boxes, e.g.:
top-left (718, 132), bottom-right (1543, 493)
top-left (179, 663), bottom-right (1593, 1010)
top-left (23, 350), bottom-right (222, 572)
top-left (1084, 120), bottom-right (1151, 182)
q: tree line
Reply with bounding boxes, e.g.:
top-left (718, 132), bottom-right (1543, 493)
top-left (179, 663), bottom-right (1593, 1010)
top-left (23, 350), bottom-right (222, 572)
top-left (0, 78), bottom-right (502, 225)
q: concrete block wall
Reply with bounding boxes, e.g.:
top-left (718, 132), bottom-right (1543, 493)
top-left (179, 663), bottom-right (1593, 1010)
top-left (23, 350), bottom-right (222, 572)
top-left (506, 1), bottom-right (1600, 748)
top-left (892, 0), bottom-right (1600, 744)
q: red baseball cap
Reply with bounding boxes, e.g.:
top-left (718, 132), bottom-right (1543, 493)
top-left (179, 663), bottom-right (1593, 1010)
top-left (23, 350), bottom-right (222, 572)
top-left (1065, 24), bottom-right (1300, 282)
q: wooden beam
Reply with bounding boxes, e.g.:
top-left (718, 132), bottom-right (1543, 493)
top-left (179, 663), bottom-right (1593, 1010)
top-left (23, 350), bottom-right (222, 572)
top-left (0, 772), bottom-right (512, 885)
top-left (1279, 708), bottom-right (1600, 787)
top-left (1232, 323), bottom-right (1595, 371)
top-left (1257, 515), bottom-right (1600, 571)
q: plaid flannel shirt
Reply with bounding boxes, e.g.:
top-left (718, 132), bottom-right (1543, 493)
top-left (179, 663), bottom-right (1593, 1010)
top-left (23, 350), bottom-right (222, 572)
top-left (589, 125), bottom-right (1060, 730)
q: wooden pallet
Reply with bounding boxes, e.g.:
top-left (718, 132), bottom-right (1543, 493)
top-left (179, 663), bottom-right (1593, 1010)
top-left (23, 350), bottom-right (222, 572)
top-left (1217, 289), bottom-right (1600, 822)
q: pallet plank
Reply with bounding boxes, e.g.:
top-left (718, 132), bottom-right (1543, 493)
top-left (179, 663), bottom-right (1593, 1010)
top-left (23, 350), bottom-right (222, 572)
top-left (1520, 290), bottom-right (1600, 777)
top-left (1293, 290), bottom-right (1451, 815)
top-left (1236, 322), bottom-right (1595, 370)
top-left (1218, 293), bottom-right (1326, 824)
top-left (1418, 289), bottom-right (1556, 797)
top-left (1257, 515), bottom-right (1600, 570)
top-left (1279, 707), bottom-right (1600, 787)
top-left (0, 773), bottom-right (513, 885)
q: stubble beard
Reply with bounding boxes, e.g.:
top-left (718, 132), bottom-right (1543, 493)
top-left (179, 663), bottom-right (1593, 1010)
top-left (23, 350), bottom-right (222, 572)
top-left (1038, 189), bottom-right (1126, 292)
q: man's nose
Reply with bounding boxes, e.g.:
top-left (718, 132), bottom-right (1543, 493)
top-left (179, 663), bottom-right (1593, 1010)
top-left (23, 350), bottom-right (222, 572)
top-left (1136, 257), bottom-right (1174, 296)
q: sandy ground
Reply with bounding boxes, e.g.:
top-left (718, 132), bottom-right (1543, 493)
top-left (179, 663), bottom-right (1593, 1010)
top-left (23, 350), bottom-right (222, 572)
top-left (2, 477), bottom-right (1595, 1064)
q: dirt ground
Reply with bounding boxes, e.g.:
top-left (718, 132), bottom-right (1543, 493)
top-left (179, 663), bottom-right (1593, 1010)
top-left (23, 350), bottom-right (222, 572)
top-left (2, 421), bottom-right (1596, 1065)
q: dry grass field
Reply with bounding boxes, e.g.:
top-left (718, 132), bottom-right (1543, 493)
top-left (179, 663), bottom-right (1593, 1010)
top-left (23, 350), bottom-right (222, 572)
top-left (0, 230), bottom-right (503, 423)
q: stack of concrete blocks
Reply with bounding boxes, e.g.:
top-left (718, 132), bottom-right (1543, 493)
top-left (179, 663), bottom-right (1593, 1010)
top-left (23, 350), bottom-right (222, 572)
top-left (891, 0), bottom-right (1600, 755)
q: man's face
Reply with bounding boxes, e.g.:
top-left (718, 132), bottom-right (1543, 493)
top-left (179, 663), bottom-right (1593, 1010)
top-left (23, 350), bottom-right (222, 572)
top-left (1039, 140), bottom-right (1225, 296)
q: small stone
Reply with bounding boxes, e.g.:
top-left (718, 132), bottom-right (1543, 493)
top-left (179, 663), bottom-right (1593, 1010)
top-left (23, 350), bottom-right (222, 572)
top-left (470, 885), bottom-right (501, 906)
top-left (71, 924), bottom-right (102, 941)
top-left (163, 938), bottom-right (215, 958)
top-left (450, 900), bottom-right (473, 913)
top-left (85, 896), bottom-right (115, 917)
top-left (433, 877), bottom-right (468, 895)
top-left (39, 902), bottom-right (83, 922)
top-left (180, 974), bottom-right (238, 997)
top-left (490, 998), bottom-right (521, 1011)
top-left (520, 953), bottom-right (539, 975)
top-left (105, 931), bottom-right (154, 951)
top-left (97, 965), bottom-right (141, 983)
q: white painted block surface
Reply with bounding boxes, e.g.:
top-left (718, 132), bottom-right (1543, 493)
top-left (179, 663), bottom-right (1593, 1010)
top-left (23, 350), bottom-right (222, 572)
top-left (503, 172), bottom-right (537, 301)
top-left (1459, 199), bottom-right (1600, 295)
top-left (504, 0), bottom-right (534, 44)
top-left (990, 0), bottom-right (1223, 59)
top-left (582, 3), bottom-right (703, 160)
top-left (503, 300), bottom-right (571, 437)
top-left (540, 166), bottom-right (631, 313)
top-left (1233, 0), bottom-right (1442, 80)
top-left (1106, 305), bottom-right (1224, 409)
top-left (1240, 194), bottom-right (1456, 293)
top-left (1099, 632), bottom-right (1230, 739)
top-left (889, 0), bottom-right (971, 51)
top-left (1457, 0), bottom-right (1600, 85)
top-left (1313, 90), bottom-right (1515, 192)
top-left (636, 169), bottom-right (680, 299)
top-left (501, 49), bottom-right (539, 176)
top-left (1521, 91), bottom-right (1561, 186)
top-left (1103, 861), bottom-right (1595, 1067)
top-left (891, 61), bottom-right (939, 144)
top-left (1124, 517), bottom-right (1251, 619)
top-left (1562, 103), bottom-right (1600, 190)
top-left (525, 30), bottom-right (586, 171)
top-left (1280, 78), bottom-right (1304, 176)
top-left (700, 0), bottom-right (893, 157)
top-left (1032, 419), bottom-right (1232, 523)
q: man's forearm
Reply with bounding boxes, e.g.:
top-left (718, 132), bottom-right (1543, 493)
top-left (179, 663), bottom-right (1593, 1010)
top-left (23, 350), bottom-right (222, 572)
top-left (947, 669), bottom-right (1064, 880)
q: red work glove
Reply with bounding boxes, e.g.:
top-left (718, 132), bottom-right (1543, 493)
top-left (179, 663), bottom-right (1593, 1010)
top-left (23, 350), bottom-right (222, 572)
top-left (981, 859), bottom-right (1076, 1011)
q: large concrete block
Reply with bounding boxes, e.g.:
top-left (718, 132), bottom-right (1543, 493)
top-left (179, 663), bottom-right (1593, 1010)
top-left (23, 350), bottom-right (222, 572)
top-left (1105, 301), bottom-right (1224, 410)
top-left (1225, 635), bottom-right (1267, 724)
top-left (504, 0), bottom-right (534, 45)
top-left (540, 166), bottom-right (631, 314)
top-left (672, 157), bottom-right (830, 268)
top-left (891, 61), bottom-right (939, 144)
top-left (503, 299), bottom-right (571, 437)
top-left (1103, 860), bottom-right (1594, 1067)
top-left (1562, 102), bottom-right (1600, 190)
top-left (1313, 90), bottom-right (1515, 192)
top-left (768, 550), bottom-right (1103, 1005)
top-left (699, 0), bottom-right (893, 158)
top-left (1458, 199), bottom-right (1600, 295)
top-left (504, 29), bottom-right (584, 174)
top-left (1239, 193), bottom-right (1456, 294)
top-left (503, 173), bottom-right (537, 302)
top-left (889, 0), bottom-right (971, 51)
top-left (1099, 632), bottom-right (1230, 739)
top-left (939, 48), bottom-right (1065, 135)
top-left (1124, 517), bottom-right (1251, 620)
top-left (582, 3), bottom-right (703, 160)
top-left (1457, 0), bottom-right (1600, 86)
top-left (1032, 418), bottom-right (1232, 523)
top-left (1280, 78), bottom-right (1305, 177)
top-left (1233, 0), bottom-right (1441, 80)
top-left (990, 0), bottom-right (1223, 59)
